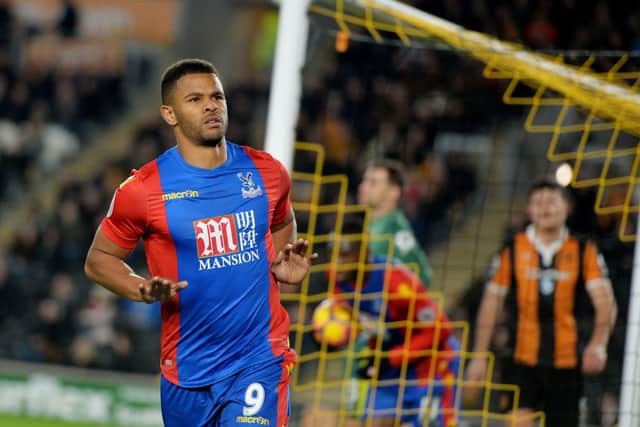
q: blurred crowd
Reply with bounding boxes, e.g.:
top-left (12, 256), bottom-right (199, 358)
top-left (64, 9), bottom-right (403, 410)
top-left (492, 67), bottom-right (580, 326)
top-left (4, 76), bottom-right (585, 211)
top-left (0, 4), bottom-right (637, 417)
top-left (0, 0), bottom-right (126, 206)
top-left (0, 115), bottom-right (172, 372)
top-left (414, 0), bottom-right (640, 52)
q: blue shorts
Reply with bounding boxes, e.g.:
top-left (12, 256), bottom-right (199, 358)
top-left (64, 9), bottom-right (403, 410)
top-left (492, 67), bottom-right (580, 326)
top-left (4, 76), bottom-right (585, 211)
top-left (161, 351), bottom-right (295, 427)
top-left (360, 339), bottom-right (461, 427)
top-left (362, 373), bottom-right (426, 426)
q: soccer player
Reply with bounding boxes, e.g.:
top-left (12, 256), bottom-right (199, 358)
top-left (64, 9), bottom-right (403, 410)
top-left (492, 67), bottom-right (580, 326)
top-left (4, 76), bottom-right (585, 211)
top-left (358, 159), bottom-right (432, 287)
top-left (466, 181), bottom-right (617, 427)
top-left (84, 59), bottom-right (317, 427)
top-left (331, 219), bottom-right (459, 427)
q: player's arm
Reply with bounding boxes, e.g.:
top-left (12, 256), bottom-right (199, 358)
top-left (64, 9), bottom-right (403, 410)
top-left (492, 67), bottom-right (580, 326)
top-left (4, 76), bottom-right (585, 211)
top-left (270, 208), bottom-right (298, 291)
top-left (406, 245), bottom-right (432, 286)
top-left (85, 229), bottom-right (188, 303)
top-left (463, 285), bottom-right (506, 384)
top-left (269, 161), bottom-right (317, 286)
top-left (582, 242), bottom-right (617, 374)
top-left (85, 174), bottom-right (187, 303)
top-left (472, 284), bottom-right (507, 354)
top-left (392, 225), bottom-right (433, 285)
top-left (271, 207), bottom-right (296, 254)
top-left (586, 283), bottom-right (616, 346)
top-left (466, 248), bottom-right (510, 382)
top-left (86, 228), bottom-right (145, 301)
top-left (85, 229), bottom-right (187, 303)
top-left (270, 208), bottom-right (318, 286)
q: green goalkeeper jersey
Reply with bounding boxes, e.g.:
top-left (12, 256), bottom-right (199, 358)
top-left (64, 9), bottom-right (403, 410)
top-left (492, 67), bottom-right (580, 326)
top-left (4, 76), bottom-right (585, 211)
top-left (368, 210), bottom-right (432, 287)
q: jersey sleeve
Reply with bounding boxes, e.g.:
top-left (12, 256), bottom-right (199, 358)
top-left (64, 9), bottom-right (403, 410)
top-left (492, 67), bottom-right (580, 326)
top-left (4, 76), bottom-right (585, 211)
top-left (372, 216), bottom-right (433, 286)
top-left (272, 159), bottom-right (292, 226)
top-left (488, 246), bottom-right (511, 292)
top-left (100, 172), bottom-right (147, 249)
top-left (386, 268), bottom-right (452, 368)
top-left (582, 240), bottom-right (609, 288)
top-left (399, 241), bottom-right (433, 286)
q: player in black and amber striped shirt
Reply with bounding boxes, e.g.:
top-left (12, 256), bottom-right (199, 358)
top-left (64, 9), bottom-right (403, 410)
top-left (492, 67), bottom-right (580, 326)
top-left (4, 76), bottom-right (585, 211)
top-left (466, 181), bottom-right (617, 427)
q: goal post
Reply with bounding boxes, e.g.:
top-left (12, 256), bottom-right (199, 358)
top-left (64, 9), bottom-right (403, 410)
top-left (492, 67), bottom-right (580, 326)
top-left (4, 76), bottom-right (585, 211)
top-left (264, 0), bottom-right (312, 171)
top-left (620, 222), bottom-right (640, 427)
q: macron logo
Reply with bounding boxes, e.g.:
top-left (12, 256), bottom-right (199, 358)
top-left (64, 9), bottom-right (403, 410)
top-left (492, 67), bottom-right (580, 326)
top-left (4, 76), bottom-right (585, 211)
top-left (162, 189), bottom-right (199, 201)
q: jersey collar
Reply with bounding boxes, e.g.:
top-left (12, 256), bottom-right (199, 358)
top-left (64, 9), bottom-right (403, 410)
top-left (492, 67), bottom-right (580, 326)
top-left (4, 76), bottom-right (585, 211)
top-left (525, 224), bottom-right (568, 267)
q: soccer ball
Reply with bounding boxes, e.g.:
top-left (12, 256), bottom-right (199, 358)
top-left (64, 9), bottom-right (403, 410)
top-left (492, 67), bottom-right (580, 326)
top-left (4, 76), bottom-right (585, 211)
top-left (312, 299), bottom-right (354, 347)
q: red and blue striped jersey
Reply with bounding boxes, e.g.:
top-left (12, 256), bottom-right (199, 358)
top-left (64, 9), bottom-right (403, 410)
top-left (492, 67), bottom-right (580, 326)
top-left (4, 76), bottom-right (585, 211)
top-left (101, 142), bottom-right (293, 387)
top-left (332, 257), bottom-right (454, 382)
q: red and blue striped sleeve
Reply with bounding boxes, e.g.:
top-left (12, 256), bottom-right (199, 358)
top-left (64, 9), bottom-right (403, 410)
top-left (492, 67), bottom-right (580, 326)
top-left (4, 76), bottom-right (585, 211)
top-left (271, 158), bottom-right (292, 226)
top-left (241, 146), bottom-right (292, 227)
top-left (101, 170), bottom-right (148, 249)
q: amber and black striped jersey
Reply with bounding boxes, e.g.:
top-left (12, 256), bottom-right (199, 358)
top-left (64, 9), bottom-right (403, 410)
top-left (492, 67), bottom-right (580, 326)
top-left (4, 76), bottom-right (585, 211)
top-left (488, 226), bottom-right (609, 369)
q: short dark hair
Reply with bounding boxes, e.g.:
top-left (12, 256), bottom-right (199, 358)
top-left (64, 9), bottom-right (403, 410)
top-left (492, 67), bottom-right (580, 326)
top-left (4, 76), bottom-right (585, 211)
top-left (367, 159), bottom-right (405, 191)
top-left (160, 58), bottom-right (219, 104)
top-left (527, 180), bottom-right (571, 202)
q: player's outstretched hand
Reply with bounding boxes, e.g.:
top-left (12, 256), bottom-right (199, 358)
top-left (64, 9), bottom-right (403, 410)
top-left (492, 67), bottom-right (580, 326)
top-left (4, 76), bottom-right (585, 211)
top-left (271, 239), bottom-right (318, 286)
top-left (139, 276), bottom-right (188, 303)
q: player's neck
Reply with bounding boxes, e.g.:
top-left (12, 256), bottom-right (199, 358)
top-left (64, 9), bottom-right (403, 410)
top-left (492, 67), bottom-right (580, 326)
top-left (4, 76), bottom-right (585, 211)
top-left (177, 138), bottom-right (227, 169)
top-left (533, 225), bottom-right (564, 245)
top-left (371, 204), bottom-right (395, 220)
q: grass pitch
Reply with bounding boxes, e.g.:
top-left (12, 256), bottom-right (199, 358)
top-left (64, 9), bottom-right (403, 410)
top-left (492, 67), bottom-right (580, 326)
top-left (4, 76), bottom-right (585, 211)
top-left (0, 414), bottom-right (142, 427)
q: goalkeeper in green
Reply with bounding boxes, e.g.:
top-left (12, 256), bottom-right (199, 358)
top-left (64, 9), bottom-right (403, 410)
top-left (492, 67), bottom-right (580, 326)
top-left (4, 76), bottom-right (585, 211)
top-left (358, 159), bottom-right (432, 287)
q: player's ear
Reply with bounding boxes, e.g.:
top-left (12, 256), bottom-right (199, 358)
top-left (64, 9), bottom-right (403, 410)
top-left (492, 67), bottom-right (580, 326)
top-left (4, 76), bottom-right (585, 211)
top-left (526, 201), bottom-right (534, 220)
top-left (390, 184), bottom-right (401, 204)
top-left (564, 197), bottom-right (573, 216)
top-left (160, 104), bottom-right (178, 126)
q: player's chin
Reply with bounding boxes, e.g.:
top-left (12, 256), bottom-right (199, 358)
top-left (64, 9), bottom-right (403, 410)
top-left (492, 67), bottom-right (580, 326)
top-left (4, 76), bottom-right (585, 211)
top-left (200, 131), bottom-right (225, 146)
top-left (539, 218), bottom-right (562, 229)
